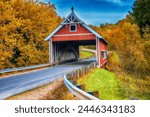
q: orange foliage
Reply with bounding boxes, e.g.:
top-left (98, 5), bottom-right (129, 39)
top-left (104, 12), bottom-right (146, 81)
top-left (0, 0), bottom-right (62, 69)
top-left (91, 18), bottom-right (149, 78)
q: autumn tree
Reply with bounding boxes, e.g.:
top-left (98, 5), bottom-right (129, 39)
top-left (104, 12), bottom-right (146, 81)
top-left (91, 16), bottom-right (149, 78)
top-left (0, 0), bottom-right (62, 69)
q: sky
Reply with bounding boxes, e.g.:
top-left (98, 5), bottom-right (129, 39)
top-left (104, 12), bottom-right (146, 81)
top-left (40, 0), bottom-right (135, 26)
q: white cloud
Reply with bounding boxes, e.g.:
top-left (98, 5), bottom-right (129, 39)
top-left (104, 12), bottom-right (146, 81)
top-left (108, 0), bottom-right (122, 3)
top-left (96, 0), bottom-right (123, 4)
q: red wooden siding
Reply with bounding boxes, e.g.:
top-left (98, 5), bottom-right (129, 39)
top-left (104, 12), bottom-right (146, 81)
top-left (99, 40), bottom-right (107, 67)
top-left (55, 24), bottom-right (92, 34)
top-left (52, 24), bottom-right (96, 42)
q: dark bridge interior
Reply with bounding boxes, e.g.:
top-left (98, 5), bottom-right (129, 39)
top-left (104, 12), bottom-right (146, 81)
top-left (52, 40), bottom-right (96, 64)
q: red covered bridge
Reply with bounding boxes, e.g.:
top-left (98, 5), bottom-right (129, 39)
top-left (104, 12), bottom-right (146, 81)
top-left (45, 8), bottom-right (108, 67)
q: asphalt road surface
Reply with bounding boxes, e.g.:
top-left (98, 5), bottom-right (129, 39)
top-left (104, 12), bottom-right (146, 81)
top-left (0, 58), bottom-right (96, 99)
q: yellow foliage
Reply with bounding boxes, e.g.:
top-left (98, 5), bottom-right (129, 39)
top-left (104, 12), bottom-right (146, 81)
top-left (0, 0), bottom-right (62, 69)
top-left (91, 19), bottom-right (149, 78)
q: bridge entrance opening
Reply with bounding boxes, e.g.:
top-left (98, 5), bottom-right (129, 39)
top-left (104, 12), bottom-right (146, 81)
top-left (51, 40), bottom-right (96, 64)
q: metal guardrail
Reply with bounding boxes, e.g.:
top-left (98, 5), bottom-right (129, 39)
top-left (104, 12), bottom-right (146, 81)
top-left (0, 48), bottom-right (95, 74)
top-left (64, 62), bottom-right (100, 100)
top-left (0, 63), bottom-right (50, 74)
top-left (64, 75), bottom-right (99, 100)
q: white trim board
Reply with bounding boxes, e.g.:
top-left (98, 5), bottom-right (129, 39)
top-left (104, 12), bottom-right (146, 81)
top-left (53, 33), bottom-right (94, 37)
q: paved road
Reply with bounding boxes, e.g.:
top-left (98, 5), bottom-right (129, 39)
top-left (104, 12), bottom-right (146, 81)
top-left (0, 58), bottom-right (96, 99)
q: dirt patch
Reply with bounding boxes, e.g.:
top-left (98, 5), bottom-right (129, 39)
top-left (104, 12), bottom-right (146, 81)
top-left (6, 78), bottom-right (78, 100)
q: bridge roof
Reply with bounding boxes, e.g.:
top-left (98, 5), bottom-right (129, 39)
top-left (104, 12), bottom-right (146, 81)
top-left (45, 8), bottom-right (108, 44)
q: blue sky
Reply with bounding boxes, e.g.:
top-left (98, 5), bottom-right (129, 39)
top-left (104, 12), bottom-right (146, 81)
top-left (40, 0), bottom-right (135, 26)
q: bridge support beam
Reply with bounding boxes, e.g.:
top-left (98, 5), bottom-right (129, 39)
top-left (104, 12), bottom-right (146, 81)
top-left (49, 38), bottom-right (53, 64)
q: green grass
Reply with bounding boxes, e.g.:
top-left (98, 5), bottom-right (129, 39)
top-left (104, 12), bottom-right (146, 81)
top-left (80, 50), bottom-right (95, 59)
top-left (118, 73), bottom-right (150, 100)
top-left (77, 68), bottom-right (150, 100)
top-left (78, 68), bottom-right (124, 100)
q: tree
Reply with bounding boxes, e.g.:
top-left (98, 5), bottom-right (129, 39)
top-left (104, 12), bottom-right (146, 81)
top-left (0, 0), bottom-right (62, 69)
top-left (131, 0), bottom-right (150, 32)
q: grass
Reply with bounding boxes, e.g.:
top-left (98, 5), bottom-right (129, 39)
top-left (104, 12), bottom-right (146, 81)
top-left (77, 68), bottom-right (150, 100)
top-left (106, 51), bottom-right (150, 100)
top-left (78, 68), bottom-right (124, 100)
top-left (118, 73), bottom-right (150, 100)
top-left (80, 50), bottom-right (95, 59)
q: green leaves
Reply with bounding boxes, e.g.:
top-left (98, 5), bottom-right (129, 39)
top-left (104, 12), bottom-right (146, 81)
top-left (131, 0), bottom-right (150, 32)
